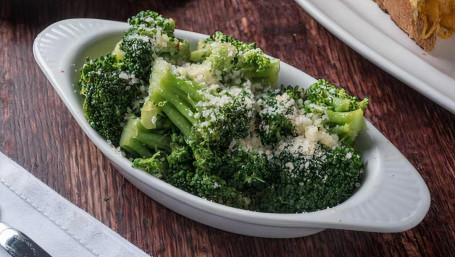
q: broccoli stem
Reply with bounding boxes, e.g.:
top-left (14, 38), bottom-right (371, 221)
top-left (120, 116), bottom-right (171, 157)
top-left (329, 124), bottom-right (357, 145)
top-left (136, 132), bottom-right (170, 152)
top-left (332, 97), bottom-right (351, 112)
top-left (162, 103), bottom-right (192, 138)
top-left (158, 85), bottom-right (197, 124)
top-left (141, 94), bottom-right (166, 129)
top-left (165, 75), bottom-right (205, 104)
top-left (121, 138), bottom-right (154, 158)
top-left (240, 58), bottom-right (280, 86)
top-left (326, 109), bottom-right (365, 145)
top-left (327, 109), bottom-right (364, 131)
top-left (146, 59), bottom-right (210, 138)
top-left (190, 49), bottom-right (210, 62)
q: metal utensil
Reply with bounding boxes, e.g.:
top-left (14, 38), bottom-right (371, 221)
top-left (0, 222), bottom-right (51, 257)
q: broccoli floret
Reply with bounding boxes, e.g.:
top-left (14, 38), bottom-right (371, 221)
top-left (79, 54), bottom-right (143, 145)
top-left (257, 88), bottom-right (302, 146)
top-left (190, 31), bottom-right (279, 86)
top-left (120, 115), bottom-right (171, 158)
top-left (219, 148), bottom-right (270, 192)
top-left (132, 151), bottom-right (168, 178)
top-left (260, 144), bottom-right (362, 213)
top-left (305, 79), bottom-right (369, 145)
top-left (127, 10), bottom-right (176, 35)
top-left (170, 170), bottom-right (250, 208)
top-left (305, 79), bottom-right (368, 112)
top-left (186, 41), bottom-right (237, 85)
top-left (116, 11), bottom-right (190, 80)
top-left (235, 48), bottom-right (280, 86)
top-left (206, 31), bottom-right (257, 51)
top-left (283, 85), bottom-right (306, 106)
top-left (166, 133), bottom-right (193, 168)
top-left (139, 59), bottom-right (260, 180)
top-left (132, 131), bottom-right (194, 178)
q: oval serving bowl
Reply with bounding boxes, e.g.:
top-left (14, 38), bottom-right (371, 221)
top-left (33, 19), bottom-right (430, 238)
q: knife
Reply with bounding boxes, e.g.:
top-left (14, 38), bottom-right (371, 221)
top-left (0, 222), bottom-right (51, 257)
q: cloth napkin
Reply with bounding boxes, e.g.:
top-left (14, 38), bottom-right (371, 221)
top-left (0, 152), bottom-right (150, 257)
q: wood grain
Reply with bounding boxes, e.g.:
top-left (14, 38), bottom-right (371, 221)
top-left (1, 0), bottom-right (455, 256)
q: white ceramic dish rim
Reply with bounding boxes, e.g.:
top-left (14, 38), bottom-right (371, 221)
top-left (295, 0), bottom-right (455, 114)
top-left (33, 18), bottom-right (431, 237)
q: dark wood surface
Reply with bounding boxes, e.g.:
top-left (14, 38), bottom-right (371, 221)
top-left (1, 0), bottom-right (455, 256)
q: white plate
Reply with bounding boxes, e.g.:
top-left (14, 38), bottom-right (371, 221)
top-left (296, 0), bottom-right (455, 114)
top-left (33, 19), bottom-right (430, 238)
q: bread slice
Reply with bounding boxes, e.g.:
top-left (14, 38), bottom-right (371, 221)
top-left (373, 0), bottom-right (455, 51)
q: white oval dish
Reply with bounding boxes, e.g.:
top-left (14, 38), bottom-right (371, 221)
top-left (33, 19), bottom-right (431, 238)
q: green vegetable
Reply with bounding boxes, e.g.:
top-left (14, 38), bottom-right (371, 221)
top-left (140, 59), bottom-right (256, 172)
top-left (132, 151), bottom-right (168, 178)
top-left (256, 87), bottom-right (304, 146)
top-left (120, 115), bottom-right (171, 158)
top-left (79, 54), bottom-right (143, 145)
top-left (79, 10), bottom-right (369, 214)
top-left (260, 145), bottom-right (363, 213)
top-left (116, 10), bottom-right (190, 81)
top-left (133, 131), bottom-right (252, 208)
top-left (191, 31), bottom-right (280, 86)
top-left (305, 79), bottom-right (369, 145)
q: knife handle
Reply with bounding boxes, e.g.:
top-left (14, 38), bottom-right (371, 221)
top-left (0, 223), bottom-right (51, 257)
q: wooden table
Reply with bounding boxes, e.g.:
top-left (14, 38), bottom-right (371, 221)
top-left (1, 0), bottom-right (454, 256)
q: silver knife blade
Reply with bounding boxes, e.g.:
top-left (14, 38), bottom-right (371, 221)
top-left (0, 222), bottom-right (51, 257)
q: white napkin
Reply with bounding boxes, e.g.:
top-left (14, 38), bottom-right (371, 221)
top-left (0, 152), bottom-right (150, 257)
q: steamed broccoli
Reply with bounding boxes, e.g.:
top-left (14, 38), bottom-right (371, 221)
top-left (119, 115), bottom-right (171, 158)
top-left (131, 132), bottom-right (194, 179)
top-left (79, 11), bottom-right (190, 145)
top-left (305, 79), bottom-right (369, 145)
top-left (127, 10), bottom-right (176, 34)
top-left (256, 86), bottom-right (305, 146)
top-left (132, 130), bottom-right (252, 208)
top-left (190, 31), bottom-right (280, 86)
top-left (132, 151), bottom-right (168, 178)
top-left (79, 54), bottom-right (144, 145)
top-left (130, 131), bottom-right (193, 176)
top-left (130, 57), bottom-right (268, 209)
top-left (184, 41), bottom-right (238, 85)
top-left (79, 10), bottom-right (370, 214)
top-left (219, 148), bottom-right (270, 192)
top-left (259, 144), bottom-right (363, 213)
top-left (114, 11), bottom-right (190, 80)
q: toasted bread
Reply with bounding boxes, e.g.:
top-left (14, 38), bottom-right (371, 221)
top-left (373, 0), bottom-right (455, 51)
